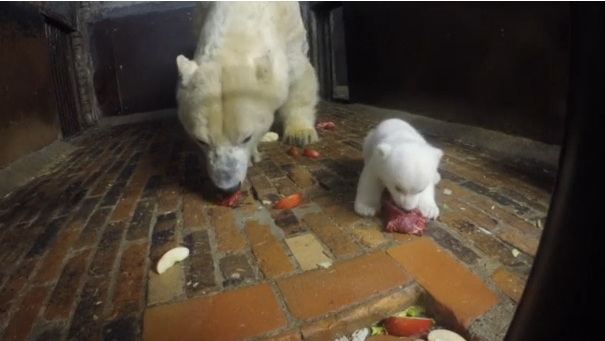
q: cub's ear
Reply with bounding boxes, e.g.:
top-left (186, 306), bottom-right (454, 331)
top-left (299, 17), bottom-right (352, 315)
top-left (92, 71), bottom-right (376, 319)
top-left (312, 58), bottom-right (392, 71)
top-left (254, 51), bottom-right (273, 81)
top-left (176, 55), bottom-right (199, 86)
top-left (375, 143), bottom-right (392, 159)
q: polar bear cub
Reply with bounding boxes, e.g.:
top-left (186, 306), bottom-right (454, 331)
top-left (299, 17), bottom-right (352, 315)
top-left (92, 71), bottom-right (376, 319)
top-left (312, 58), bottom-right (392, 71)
top-left (175, 2), bottom-right (319, 194)
top-left (354, 118), bottom-right (443, 220)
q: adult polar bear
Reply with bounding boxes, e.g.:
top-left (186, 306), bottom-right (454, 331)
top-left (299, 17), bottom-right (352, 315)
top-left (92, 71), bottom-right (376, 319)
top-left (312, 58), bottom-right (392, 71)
top-left (175, 2), bottom-right (319, 194)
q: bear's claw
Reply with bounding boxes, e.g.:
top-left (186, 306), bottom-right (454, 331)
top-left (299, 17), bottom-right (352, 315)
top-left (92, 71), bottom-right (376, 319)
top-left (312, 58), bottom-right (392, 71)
top-left (283, 127), bottom-right (318, 146)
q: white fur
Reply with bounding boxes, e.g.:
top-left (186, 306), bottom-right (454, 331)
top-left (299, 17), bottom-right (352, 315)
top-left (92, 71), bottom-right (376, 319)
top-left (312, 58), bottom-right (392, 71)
top-left (354, 118), bottom-right (443, 220)
top-left (176, 2), bottom-right (319, 191)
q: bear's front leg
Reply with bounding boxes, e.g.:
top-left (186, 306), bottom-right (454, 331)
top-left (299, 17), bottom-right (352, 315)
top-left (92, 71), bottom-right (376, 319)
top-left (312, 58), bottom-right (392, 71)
top-left (279, 59), bottom-right (319, 146)
top-left (249, 143), bottom-right (262, 166)
top-left (417, 183), bottom-right (440, 220)
top-left (354, 165), bottom-right (384, 217)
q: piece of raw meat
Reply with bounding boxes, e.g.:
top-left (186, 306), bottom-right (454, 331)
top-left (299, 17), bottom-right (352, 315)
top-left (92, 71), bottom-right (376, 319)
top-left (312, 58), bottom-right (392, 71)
top-left (381, 192), bottom-right (428, 235)
top-left (315, 121), bottom-right (336, 133)
top-left (218, 191), bottom-right (241, 208)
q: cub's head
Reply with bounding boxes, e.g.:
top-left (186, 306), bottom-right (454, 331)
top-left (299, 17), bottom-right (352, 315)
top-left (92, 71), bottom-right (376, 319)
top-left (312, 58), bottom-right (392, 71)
top-left (175, 54), bottom-right (281, 193)
top-left (373, 143), bottom-right (443, 211)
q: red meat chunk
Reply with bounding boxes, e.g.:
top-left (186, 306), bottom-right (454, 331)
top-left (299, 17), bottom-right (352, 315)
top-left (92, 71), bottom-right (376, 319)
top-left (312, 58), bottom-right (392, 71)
top-left (381, 192), bottom-right (428, 235)
top-left (217, 191), bottom-right (241, 208)
top-left (315, 121), bottom-right (336, 133)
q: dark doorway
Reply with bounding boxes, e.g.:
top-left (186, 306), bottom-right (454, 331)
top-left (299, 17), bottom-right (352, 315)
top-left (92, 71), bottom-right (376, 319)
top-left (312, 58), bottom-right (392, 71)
top-left (45, 19), bottom-right (82, 139)
top-left (89, 4), bottom-right (197, 117)
top-left (329, 6), bottom-right (349, 101)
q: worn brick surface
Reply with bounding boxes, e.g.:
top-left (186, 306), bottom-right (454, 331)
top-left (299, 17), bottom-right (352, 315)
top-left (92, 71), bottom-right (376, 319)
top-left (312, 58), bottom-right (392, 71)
top-left (277, 252), bottom-right (412, 320)
top-left (183, 231), bottom-right (217, 296)
top-left (111, 242), bottom-right (148, 317)
top-left (33, 229), bottom-right (80, 284)
top-left (388, 238), bottom-right (500, 327)
top-left (45, 250), bottom-right (92, 320)
top-left (182, 192), bottom-right (205, 230)
top-left (491, 268), bottom-right (526, 303)
top-left (219, 253), bottom-right (256, 287)
top-left (303, 212), bottom-right (359, 258)
top-left (301, 285), bottom-right (419, 341)
top-left (245, 220), bottom-right (295, 279)
top-left (143, 284), bottom-right (287, 341)
top-left (0, 259), bottom-right (37, 326)
top-left (67, 276), bottom-right (111, 341)
top-left (285, 233), bottom-right (332, 271)
top-left (74, 207), bottom-right (111, 249)
top-left (0, 103), bottom-right (553, 339)
top-left (211, 207), bottom-right (246, 253)
top-left (2, 287), bottom-right (49, 341)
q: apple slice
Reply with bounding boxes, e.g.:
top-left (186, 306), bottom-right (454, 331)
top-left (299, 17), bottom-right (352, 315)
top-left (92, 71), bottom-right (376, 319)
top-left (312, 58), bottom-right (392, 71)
top-left (383, 316), bottom-right (434, 337)
top-left (260, 132), bottom-right (279, 142)
top-left (156, 247), bottom-right (190, 274)
top-left (428, 329), bottom-right (467, 341)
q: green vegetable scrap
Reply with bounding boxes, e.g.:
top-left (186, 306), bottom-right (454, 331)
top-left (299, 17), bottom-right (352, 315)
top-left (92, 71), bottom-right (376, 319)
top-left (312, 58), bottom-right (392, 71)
top-left (371, 326), bottom-right (386, 336)
top-left (394, 305), bottom-right (426, 318)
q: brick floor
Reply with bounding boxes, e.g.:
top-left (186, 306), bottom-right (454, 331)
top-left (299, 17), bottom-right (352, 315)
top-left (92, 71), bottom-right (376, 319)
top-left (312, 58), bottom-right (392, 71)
top-left (0, 102), bottom-right (553, 340)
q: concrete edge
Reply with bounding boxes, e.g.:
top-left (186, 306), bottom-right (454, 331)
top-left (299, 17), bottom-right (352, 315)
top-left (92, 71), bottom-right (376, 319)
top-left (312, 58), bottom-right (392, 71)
top-left (0, 140), bottom-right (79, 199)
top-left (353, 104), bottom-right (561, 170)
top-left (98, 109), bottom-right (177, 127)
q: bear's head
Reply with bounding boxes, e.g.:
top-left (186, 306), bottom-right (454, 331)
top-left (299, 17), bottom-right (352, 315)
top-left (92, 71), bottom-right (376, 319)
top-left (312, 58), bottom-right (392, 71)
top-left (373, 142), bottom-right (443, 211)
top-left (175, 54), bottom-right (285, 194)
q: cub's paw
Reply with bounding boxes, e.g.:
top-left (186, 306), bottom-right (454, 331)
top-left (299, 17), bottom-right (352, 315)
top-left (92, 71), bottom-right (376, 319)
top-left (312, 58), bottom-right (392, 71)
top-left (354, 200), bottom-right (379, 217)
top-left (283, 125), bottom-right (319, 146)
top-left (418, 202), bottom-right (440, 220)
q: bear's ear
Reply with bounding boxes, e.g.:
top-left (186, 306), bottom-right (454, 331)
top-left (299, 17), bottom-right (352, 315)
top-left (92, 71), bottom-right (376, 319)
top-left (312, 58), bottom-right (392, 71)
top-left (375, 143), bottom-right (392, 159)
top-left (254, 52), bottom-right (272, 81)
top-left (176, 55), bottom-right (199, 86)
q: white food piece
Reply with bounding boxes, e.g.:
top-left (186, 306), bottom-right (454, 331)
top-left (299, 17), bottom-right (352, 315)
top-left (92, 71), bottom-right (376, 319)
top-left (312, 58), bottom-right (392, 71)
top-left (428, 329), bottom-right (467, 341)
top-left (350, 328), bottom-right (369, 341)
top-left (260, 132), bottom-right (279, 142)
top-left (443, 188), bottom-right (452, 195)
top-left (156, 247), bottom-right (190, 274)
top-left (318, 261), bottom-right (333, 269)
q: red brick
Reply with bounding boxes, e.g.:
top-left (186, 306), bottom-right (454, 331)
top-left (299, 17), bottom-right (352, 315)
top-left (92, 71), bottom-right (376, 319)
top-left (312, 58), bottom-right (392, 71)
top-left (498, 226), bottom-right (539, 257)
top-left (45, 250), bottom-right (92, 320)
top-left (302, 212), bottom-right (359, 258)
top-left (89, 221), bottom-right (127, 277)
top-left (1, 286), bottom-right (49, 341)
top-left (67, 276), bottom-right (111, 341)
top-left (157, 181), bottom-right (180, 214)
top-left (491, 268), bottom-right (526, 303)
top-left (74, 208), bottom-right (111, 249)
top-left (0, 259), bottom-right (37, 326)
top-left (149, 213), bottom-right (178, 261)
top-left (183, 231), bottom-right (217, 296)
top-left (443, 214), bottom-right (523, 266)
top-left (245, 220), bottom-right (295, 279)
top-left (143, 284), bottom-right (287, 341)
top-left (33, 229), bottom-right (80, 284)
top-left (182, 192), bottom-right (205, 230)
top-left (301, 285), bottom-right (419, 341)
top-left (277, 252), bottom-right (412, 320)
top-left (387, 238), bottom-right (499, 327)
top-left (111, 186), bottom-right (143, 222)
top-left (111, 242), bottom-right (148, 317)
top-left (318, 201), bottom-right (363, 229)
top-left (211, 207), bottom-right (246, 253)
